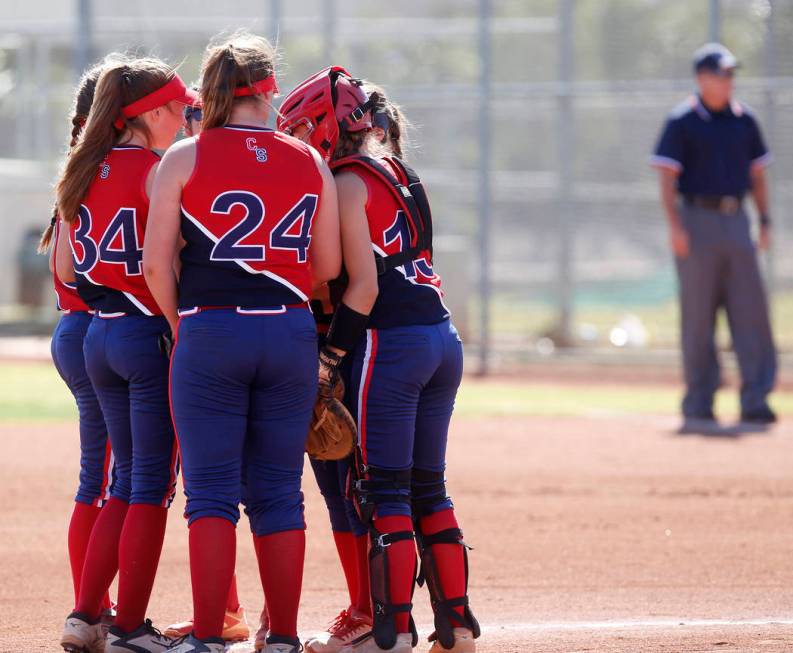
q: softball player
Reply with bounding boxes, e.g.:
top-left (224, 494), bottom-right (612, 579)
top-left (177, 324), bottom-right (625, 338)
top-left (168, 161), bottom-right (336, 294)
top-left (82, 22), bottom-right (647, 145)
top-left (297, 86), bottom-right (409, 653)
top-left (41, 62), bottom-right (114, 624)
top-left (161, 93), bottom-right (252, 648)
top-left (142, 33), bottom-right (341, 653)
top-left (55, 55), bottom-right (196, 653)
top-left (278, 69), bottom-right (480, 653)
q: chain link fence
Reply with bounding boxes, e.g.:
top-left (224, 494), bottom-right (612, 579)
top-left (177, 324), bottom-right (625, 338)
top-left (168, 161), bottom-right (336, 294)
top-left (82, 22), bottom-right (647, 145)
top-left (1, 0), bottom-right (791, 370)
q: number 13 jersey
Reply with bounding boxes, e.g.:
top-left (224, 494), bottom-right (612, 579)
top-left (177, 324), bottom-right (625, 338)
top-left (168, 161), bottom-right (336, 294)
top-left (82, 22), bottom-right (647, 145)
top-left (179, 125), bottom-right (323, 310)
top-left (69, 145), bottom-right (161, 315)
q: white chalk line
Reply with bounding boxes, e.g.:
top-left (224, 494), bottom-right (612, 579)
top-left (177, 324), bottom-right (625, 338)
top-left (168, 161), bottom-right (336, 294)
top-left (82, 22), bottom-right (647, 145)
top-left (480, 618), bottom-right (793, 633)
top-left (225, 618), bottom-right (793, 650)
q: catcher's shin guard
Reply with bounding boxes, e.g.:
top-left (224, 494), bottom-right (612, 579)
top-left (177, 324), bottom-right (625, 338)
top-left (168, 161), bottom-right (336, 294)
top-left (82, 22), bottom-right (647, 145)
top-left (412, 470), bottom-right (480, 650)
top-left (350, 460), bottom-right (418, 649)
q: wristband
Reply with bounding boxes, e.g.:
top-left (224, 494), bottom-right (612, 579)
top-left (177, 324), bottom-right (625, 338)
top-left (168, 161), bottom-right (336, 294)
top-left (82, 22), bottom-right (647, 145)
top-left (327, 302), bottom-right (369, 353)
top-left (760, 214), bottom-right (771, 227)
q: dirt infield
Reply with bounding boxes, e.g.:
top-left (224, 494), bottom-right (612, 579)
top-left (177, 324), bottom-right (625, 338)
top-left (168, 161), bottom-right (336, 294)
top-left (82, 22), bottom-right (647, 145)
top-left (2, 410), bottom-right (792, 652)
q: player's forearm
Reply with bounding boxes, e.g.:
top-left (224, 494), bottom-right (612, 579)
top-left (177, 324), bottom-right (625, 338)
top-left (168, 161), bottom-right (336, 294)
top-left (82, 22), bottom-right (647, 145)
top-left (751, 168), bottom-right (770, 219)
top-left (143, 265), bottom-right (179, 334)
top-left (658, 171), bottom-right (683, 230)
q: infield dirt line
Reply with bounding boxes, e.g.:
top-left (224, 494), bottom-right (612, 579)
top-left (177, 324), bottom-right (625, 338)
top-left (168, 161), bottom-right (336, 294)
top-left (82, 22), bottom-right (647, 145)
top-left (480, 618), bottom-right (793, 632)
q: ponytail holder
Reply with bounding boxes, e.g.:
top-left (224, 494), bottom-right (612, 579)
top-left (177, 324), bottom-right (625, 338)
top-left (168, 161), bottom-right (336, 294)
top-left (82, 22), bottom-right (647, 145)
top-left (233, 76), bottom-right (279, 97)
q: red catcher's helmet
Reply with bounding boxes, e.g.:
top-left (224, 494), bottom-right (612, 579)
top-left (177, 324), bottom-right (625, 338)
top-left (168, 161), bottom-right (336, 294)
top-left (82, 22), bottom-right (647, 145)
top-left (277, 66), bottom-right (373, 160)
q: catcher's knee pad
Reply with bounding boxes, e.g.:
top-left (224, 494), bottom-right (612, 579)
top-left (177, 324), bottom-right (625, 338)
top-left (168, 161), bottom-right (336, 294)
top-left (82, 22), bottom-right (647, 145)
top-left (413, 472), bottom-right (480, 650)
top-left (352, 464), bottom-right (418, 649)
top-left (351, 462), bottom-right (412, 525)
top-left (411, 467), bottom-right (453, 517)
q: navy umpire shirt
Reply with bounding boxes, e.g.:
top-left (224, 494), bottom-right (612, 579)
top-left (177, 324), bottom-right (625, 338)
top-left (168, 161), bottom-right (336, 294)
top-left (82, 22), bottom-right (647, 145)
top-left (651, 95), bottom-right (771, 196)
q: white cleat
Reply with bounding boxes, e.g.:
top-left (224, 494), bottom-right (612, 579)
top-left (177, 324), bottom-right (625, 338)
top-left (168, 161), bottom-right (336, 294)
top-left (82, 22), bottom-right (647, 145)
top-left (427, 629), bottom-right (476, 653)
top-left (61, 611), bottom-right (105, 653)
top-left (339, 631), bottom-right (413, 653)
top-left (105, 619), bottom-right (173, 652)
top-left (263, 638), bottom-right (302, 653)
top-left (305, 608), bottom-right (373, 653)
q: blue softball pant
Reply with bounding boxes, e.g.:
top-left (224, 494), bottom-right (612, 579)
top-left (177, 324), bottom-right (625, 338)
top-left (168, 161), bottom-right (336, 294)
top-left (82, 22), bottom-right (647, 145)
top-left (51, 311), bottom-right (113, 506)
top-left (349, 319), bottom-right (463, 517)
top-left (309, 331), bottom-right (367, 537)
top-left (83, 314), bottom-right (178, 506)
top-left (170, 307), bottom-right (317, 536)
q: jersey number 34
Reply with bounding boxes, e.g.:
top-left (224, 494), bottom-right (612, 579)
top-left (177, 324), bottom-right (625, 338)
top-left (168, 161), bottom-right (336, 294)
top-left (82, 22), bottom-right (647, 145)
top-left (72, 205), bottom-right (142, 276)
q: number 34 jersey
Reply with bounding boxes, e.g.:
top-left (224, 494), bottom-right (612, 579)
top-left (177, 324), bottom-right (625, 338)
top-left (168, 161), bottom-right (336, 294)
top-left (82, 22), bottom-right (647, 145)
top-left (69, 146), bottom-right (162, 315)
top-left (179, 125), bottom-right (323, 310)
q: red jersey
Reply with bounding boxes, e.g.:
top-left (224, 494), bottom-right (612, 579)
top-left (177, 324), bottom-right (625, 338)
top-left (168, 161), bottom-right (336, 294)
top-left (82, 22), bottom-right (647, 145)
top-left (352, 158), bottom-right (448, 328)
top-left (69, 146), bottom-right (161, 315)
top-left (52, 217), bottom-right (90, 312)
top-left (178, 125), bottom-right (323, 309)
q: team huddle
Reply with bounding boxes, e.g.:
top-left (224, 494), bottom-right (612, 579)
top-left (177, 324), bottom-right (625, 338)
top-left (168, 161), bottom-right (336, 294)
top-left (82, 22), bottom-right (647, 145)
top-left (45, 31), bottom-right (479, 653)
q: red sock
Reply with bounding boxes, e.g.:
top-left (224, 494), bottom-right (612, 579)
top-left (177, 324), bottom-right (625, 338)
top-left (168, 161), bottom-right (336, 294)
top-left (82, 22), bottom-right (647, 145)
top-left (372, 515), bottom-right (414, 633)
top-left (419, 509), bottom-right (466, 619)
top-left (76, 497), bottom-right (128, 619)
top-left (226, 573), bottom-right (241, 613)
top-left (332, 531), bottom-right (359, 607)
top-left (68, 502), bottom-right (101, 608)
top-left (114, 504), bottom-right (168, 632)
top-left (254, 530), bottom-right (305, 639)
top-left (188, 518), bottom-right (236, 639)
top-left (353, 534), bottom-right (371, 617)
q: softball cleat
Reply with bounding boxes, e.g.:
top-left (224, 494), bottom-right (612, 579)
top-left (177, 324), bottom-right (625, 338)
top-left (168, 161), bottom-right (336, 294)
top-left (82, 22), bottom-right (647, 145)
top-left (105, 619), bottom-right (173, 652)
top-left (164, 606), bottom-right (250, 642)
top-left (427, 629), bottom-right (476, 653)
top-left (306, 608), bottom-right (373, 653)
top-left (165, 634), bottom-right (226, 652)
top-left (61, 611), bottom-right (105, 653)
top-left (339, 632), bottom-right (413, 653)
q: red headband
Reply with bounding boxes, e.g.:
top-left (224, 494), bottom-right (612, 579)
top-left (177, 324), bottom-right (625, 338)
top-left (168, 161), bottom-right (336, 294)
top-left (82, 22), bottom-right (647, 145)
top-left (114, 74), bottom-right (197, 129)
top-left (233, 76), bottom-right (278, 97)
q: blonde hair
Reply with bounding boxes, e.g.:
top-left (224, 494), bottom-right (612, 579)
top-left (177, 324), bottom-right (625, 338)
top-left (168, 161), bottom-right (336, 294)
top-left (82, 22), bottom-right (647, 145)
top-left (200, 31), bottom-right (276, 130)
top-left (56, 55), bottom-right (176, 224)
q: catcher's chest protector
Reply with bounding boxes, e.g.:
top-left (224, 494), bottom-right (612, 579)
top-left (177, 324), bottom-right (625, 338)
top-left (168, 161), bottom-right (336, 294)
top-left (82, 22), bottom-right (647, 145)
top-left (330, 156), bottom-right (449, 329)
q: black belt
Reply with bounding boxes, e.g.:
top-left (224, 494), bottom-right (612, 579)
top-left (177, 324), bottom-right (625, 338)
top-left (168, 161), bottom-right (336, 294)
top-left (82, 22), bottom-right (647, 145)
top-left (683, 194), bottom-right (743, 214)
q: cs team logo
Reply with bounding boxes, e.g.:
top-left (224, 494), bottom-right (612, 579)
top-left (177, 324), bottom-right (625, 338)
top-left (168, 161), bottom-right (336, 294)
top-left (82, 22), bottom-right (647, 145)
top-left (246, 137), bottom-right (268, 163)
top-left (99, 159), bottom-right (111, 179)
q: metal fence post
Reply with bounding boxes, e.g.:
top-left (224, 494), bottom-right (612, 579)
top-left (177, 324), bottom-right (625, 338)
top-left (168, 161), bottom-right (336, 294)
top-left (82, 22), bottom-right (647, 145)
top-left (75, 0), bottom-right (92, 80)
top-left (764, 0), bottom-right (777, 300)
top-left (323, 0), bottom-right (337, 65)
top-left (554, 0), bottom-right (574, 346)
top-left (476, 0), bottom-right (493, 375)
top-left (708, 0), bottom-right (721, 42)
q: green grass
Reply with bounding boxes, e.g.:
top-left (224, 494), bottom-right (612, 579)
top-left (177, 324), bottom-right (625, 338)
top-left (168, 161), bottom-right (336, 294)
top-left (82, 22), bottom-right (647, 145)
top-left (1, 361), bottom-right (790, 422)
top-left (456, 380), bottom-right (793, 418)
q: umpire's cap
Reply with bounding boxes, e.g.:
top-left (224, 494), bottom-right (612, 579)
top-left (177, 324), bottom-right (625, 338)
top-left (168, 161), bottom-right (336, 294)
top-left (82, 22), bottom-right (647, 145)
top-left (693, 43), bottom-right (740, 75)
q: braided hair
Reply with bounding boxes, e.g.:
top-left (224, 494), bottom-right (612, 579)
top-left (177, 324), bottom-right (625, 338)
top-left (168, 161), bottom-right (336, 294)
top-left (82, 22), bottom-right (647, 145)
top-left (38, 64), bottom-right (103, 253)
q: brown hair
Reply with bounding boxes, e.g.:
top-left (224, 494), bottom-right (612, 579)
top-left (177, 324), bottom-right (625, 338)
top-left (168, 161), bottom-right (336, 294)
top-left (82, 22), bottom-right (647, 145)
top-left (56, 55), bottom-right (176, 224)
top-left (363, 82), bottom-right (409, 158)
top-left (38, 64), bottom-right (103, 253)
top-left (200, 31), bottom-right (276, 130)
top-left (332, 84), bottom-right (409, 161)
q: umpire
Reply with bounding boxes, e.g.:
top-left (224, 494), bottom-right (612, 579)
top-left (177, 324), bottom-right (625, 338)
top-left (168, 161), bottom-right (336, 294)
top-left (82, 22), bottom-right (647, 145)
top-left (651, 43), bottom-right (777, 427)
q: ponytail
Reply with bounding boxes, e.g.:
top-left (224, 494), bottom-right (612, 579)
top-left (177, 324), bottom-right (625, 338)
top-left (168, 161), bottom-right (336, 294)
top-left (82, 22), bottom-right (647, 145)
top-left (55, 55), bottom-right (175, 225)
top-left (56, 64), bottom-right (127, 224)
top-left (39, 64), bottom-right (101, 253)
top-left (201, 31), bottom-right (276, 131)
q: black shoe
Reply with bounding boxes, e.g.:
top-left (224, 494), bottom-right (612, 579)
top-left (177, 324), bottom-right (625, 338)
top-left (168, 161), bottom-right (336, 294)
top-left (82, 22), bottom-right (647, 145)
top-left (678, 412), bottom-right (718, 434)
top-left (741, 406), bottom-right (777, 424)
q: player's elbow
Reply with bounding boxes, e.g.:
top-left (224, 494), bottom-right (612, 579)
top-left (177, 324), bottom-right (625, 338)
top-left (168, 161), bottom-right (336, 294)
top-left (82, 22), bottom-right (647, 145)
top-left (312, 253), bottom-right (342, 285)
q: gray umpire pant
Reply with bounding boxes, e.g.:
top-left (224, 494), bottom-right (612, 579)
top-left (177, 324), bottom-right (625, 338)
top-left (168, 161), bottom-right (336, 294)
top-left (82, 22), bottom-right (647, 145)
top-left (675, 203), bottom-right (776, 417)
